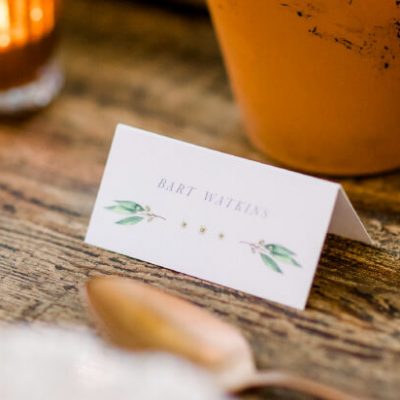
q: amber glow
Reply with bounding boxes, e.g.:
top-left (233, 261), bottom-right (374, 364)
top-left (0, 0), bottom-right (56, 53)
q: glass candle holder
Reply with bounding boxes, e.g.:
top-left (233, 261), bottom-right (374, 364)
top-left (0, 0), bottom-right (63, 115)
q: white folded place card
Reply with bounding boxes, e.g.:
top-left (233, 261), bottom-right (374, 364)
top-left (85, 124), bottom-right (371, 310)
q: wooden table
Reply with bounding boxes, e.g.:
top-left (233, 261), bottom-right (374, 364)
top-left (0, 1), bottom-right (399, 398)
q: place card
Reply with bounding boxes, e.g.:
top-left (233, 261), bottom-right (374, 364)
top-left (85, 124), bottom-right (371, 310)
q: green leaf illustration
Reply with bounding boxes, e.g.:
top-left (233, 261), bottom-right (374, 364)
top-left (265, 244), bottom-right (295, 257)
top-left (241, 240), bottom-right (301, 274)
top-left (105, 205), bottom-right (136, 214)
top-left (114, 201), bottom-right (145, 213)
top-left (272, 254), bottom-right (301, 267)
top-left (116, 216), bottom-right (144, 225)
top-left (260, 253), bottom-right (283, 273)
top-left (106, 200), bottom-right (165, 227)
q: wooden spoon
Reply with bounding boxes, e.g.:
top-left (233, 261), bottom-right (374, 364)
top-left (85, 276), bottom-right (362, 400)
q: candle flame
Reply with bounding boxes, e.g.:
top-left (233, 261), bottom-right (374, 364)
top-left (0, 0), bottom-right (10, 30)
top-left (0, 0), bottom-right (11, 49)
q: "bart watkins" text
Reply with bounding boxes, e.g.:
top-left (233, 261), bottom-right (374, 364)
top-left (157, 178), bottom-right (267, 219)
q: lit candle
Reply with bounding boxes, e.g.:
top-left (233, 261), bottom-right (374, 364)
top-left (0, 0), bottom-right (58, 90)
top-left (0, 0), bottom-right (61, 113)
top-left (0, 0), bottom-right (56, 52)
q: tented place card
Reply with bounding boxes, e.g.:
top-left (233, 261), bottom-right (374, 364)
top-left (85, 124), bottom-right (371, 310)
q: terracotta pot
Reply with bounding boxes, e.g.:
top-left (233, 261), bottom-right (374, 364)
top-left (207, 0), bottom-right (400, 176)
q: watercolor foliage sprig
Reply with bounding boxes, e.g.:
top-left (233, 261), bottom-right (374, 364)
top-left (241, 240), bottom-right (301, 274)
top-left (105, 200), bottom-right (165, 226)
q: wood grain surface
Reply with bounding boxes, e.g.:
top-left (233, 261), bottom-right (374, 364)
top-left (0, 1), bottom-right (399, 399)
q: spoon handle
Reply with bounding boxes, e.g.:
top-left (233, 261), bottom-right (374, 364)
top-left (234, 370), bottom-right (364, 400)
